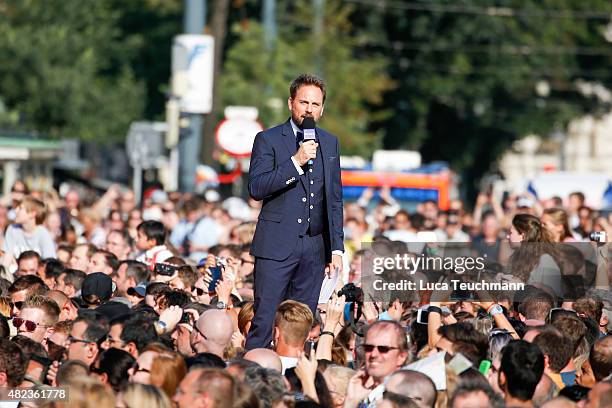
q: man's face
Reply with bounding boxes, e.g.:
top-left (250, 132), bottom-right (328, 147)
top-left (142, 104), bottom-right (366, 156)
top-left (17, 258), bottom-right (39, 277)
top-left (190, 321), bottom-right (209, 353)
top-left (16, 307), bottom-right (50, 344)
top-left (239, 252), bottom-right (255, 278)
top-left (129, 350), bottom-right (156, 385)
top-left (364, 327), bottom-right (407, 381)
top-left (65, 191), bottom-right (79, 210)
top-left (173, 370), bottom-right (204, 408)
top-left (104, 323), bottom-right (126, 352)
top-left (70, 246), bottom-right (90, 271)
top-left (116, 263), bottom-right (132, 295)
top-left (192, 277), bottom-right (211, 305)
top-left (89, 252), bottom-right (111, 275)
top-left (172, 324), bottom-right (194, 357)
top-left (55, 274), bottom-right (75, 298)
top-left (67, 321), bottom-right (94, 363)
top-left (288, 85), bottom-right (324, 127)
top-left (106, 232), bottom-right (130, 260)
top-left (10, 290), bottom-right (27, 318)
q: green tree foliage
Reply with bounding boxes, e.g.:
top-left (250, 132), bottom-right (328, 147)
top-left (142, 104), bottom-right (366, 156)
top-left (220, 0), bottom-right (394, 156)
top-left (349, 0), bottom-right (612, 187)
top-left (0, 0), bottom-right (147, 141)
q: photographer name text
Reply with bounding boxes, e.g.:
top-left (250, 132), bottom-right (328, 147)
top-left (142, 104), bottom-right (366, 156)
top-left (372, 279), bottom-right (525, 292)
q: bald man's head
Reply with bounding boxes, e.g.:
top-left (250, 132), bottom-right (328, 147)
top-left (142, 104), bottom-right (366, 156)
top-left (244, 348), bottom-right (282, 372)
top-left (191, 309), bottom-right (233, 358)
top-left (385, 370), bottom-right (437, 408)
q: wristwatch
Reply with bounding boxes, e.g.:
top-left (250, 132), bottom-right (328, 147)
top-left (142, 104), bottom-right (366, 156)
top-left (216, 301), bottom-right (228, 310)
top-left (155, 320), bottom-right (168, 334)
top-left (488, 304), bottom-right (504, 317)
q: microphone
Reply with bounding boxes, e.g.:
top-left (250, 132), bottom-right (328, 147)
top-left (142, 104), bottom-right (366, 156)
top-left (301, 117), bottom-right (316, 166)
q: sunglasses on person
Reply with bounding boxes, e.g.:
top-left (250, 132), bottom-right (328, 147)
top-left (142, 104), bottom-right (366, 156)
top-left (12, 317), bottom-right (49, 332)
top-left (361, 344), bottom-right (400, 354)
top-left (67, 335), bottom-right (95, 345)
top-left (132, 362), bottom-right (151, 374)
top-left (10, 301), bottom-right (24, 310)
top-left (192, 287), bottom-right (206, 296)
top-left (193, 324), bottom-right (208, 340)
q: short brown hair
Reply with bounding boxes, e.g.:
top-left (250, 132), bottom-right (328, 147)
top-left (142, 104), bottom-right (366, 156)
top-left (533, 330), bottom-right (573, 372)
top-left (22, 196), bottom-right (47, 225)
top-left (519, 291), bottom-right (554, 321)
top-left (552, 314), bottom-right (587, 354)
top-left (9, 275), bottom-right (48, 296)
top-left (290, 74), bottom-right (327, 103)
top-left (53, 320), bottom-right (74, 335)
top-left (574, 297), bottom-right (604, 324)
top-left (274, 300), bottom-right (313, 346)
top-left (23, 295), bottom-right (60, 325)
top-left (176, 265), bottom-right (198, 288)
top-left (0, 338), bottom-right (26, 387)
top-left (192, 368), bottom-right (236, 408)
top-left (590, 336), bottom-right (612, 381)
top-left (438, 322), bottom-right (488, 365)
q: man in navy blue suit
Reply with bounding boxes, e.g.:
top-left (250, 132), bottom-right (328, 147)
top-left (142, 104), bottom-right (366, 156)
top-left (246, 74), bottom-right (344, 350)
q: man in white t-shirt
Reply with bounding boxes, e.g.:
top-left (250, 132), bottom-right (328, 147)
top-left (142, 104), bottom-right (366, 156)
top-left (272, 300), bottom-right (314, 374)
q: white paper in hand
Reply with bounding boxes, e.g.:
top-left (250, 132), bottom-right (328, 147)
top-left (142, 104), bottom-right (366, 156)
top-left (318, 270), bottom-right (340, 304)
top-left (404, 351), bottom-right (447, 390)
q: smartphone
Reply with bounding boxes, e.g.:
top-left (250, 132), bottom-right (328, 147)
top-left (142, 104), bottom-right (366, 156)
top-left (344, 302), bottom-right (353, 324)
top-left (208, 266), bottom-right (223, 293)
top-left (304, 339), bottom-right (315, 354)
top-left (416, 306), bottom-right (451, 324)
top-left (479, 360), bottom-right (492, 376)
top-left (416, 308), bottom-right (429, 325)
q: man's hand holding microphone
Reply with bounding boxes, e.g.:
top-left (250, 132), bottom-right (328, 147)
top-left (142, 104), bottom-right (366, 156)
top-left (294, 140), bottom-right (318, 166)
top-left (294, 116), bottom-right (318, 166)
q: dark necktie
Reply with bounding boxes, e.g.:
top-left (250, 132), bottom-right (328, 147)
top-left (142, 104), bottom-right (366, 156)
top-left (296, 131), bottom-right (304, 150)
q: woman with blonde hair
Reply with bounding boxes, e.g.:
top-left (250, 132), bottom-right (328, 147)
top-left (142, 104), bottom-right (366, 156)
top-left (542, 208), bottom-right (576, 242)
top-left (117, 383), bottom-right (172, 408)
top-left (54, 377), bottom-right (115, 408)
top-left (149, 349), bottom-right (187, 398)
top-left (238, 301), bottom-right (254, 338)
top-left (0, 296), bottom-right (11, 317)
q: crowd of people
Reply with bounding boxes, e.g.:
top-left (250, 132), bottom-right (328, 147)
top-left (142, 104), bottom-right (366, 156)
top-left (0, 179), bottom-right (610, 408)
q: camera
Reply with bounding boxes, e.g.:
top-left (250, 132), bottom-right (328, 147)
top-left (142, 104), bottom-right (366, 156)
top-left (337, 283), bottom-right (364, 303)
top-left (216, 257), bottom-right (227, 267)
top-left (154, 263), bottom-right (179, 277)
top-left (589, 231), bottom-right (607, 244)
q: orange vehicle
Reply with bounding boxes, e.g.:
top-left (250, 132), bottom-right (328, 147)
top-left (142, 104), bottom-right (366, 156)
top-left (341, 162), bottom-right (453, 210)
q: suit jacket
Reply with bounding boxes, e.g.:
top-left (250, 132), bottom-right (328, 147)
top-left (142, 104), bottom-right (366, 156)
top-left (248, 119), bottom-right (344, 261)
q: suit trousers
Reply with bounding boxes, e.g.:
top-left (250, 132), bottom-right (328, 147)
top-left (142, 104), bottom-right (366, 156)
top-left (245, 233), bottom-right (326, 350)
